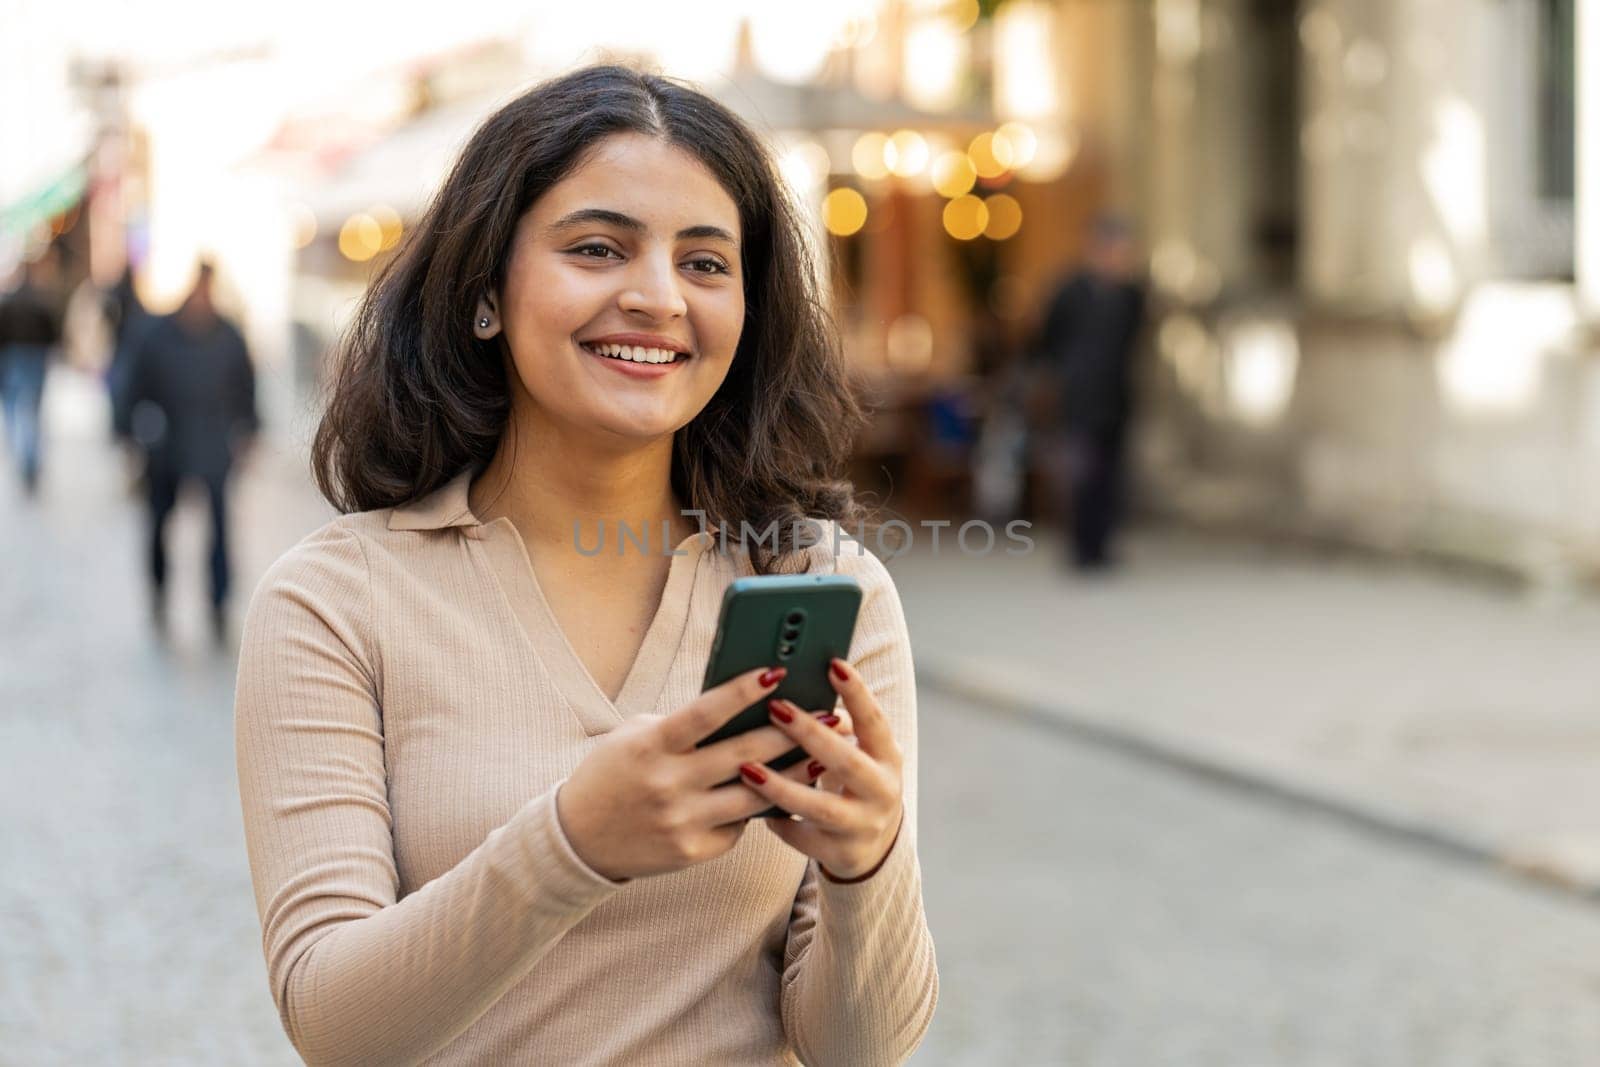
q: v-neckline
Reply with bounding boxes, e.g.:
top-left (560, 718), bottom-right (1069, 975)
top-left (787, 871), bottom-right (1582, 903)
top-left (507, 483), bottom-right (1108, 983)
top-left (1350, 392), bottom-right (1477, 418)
top-left (475, 517), bottom-right (714, 735)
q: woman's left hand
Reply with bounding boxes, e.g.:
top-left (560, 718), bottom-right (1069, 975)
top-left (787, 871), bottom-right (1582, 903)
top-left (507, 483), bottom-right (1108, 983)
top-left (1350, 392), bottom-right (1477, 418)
top-left (739, 657), bottom-right (905, 881)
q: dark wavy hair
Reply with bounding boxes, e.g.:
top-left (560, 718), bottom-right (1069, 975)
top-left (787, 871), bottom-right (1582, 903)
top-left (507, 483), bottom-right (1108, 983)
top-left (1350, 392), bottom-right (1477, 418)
top-left (311, 63), bottom-right (876, 574)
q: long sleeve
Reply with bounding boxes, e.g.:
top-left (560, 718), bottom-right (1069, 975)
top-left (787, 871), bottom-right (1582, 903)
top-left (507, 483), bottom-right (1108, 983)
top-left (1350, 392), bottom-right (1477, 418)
top-left (234, 523), bottom-right (628, 1067)
top-left (778, 541), bottom-right (939, 1066)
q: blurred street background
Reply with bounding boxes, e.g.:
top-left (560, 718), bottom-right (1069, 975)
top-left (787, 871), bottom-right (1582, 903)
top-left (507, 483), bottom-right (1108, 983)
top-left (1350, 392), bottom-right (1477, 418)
top-left (4, 0), bottom-right (1600, 1063)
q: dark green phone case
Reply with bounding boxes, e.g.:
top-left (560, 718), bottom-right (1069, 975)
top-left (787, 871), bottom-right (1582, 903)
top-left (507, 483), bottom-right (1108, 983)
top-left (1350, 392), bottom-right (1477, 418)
top-left (697, 574), bottom-right (862, 819)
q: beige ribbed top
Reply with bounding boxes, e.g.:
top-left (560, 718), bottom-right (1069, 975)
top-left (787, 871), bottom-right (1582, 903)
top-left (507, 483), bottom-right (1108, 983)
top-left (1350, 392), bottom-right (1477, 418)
top-left (233, 466), bottom-right (938, 1066)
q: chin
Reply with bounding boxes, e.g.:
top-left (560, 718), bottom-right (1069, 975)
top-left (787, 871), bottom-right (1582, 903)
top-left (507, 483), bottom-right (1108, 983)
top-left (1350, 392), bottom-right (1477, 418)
top-left (588, 409), bottom-right (693, 444)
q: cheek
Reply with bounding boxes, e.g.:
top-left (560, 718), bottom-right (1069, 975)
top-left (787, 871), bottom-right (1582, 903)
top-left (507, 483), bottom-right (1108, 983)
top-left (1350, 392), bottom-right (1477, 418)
top-left (499, 269), bottom-right (588, 395)
top-left (704, 290), bottom-right (746, 358)
top-left (509, 262), bottom-right (594, 336)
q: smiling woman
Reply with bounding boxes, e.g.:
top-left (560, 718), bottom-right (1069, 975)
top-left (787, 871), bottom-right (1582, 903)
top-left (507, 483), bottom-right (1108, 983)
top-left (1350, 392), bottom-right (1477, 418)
top-left (236, 63), bottom-right (938, 1067)
top-left (466, 131), bottom-right (748, 450)
top-left (309, 65), bottom-right (870, 576)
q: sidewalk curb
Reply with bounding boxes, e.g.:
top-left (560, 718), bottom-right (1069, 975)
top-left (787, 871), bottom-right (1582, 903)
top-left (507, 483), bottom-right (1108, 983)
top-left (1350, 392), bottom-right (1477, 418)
top-left (916, 655), bottom-right (1600, 904)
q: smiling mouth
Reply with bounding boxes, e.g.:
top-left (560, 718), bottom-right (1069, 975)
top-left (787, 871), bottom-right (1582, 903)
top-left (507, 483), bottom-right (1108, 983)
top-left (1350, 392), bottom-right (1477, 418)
top-left (579, 341), bottom-right (691, 365)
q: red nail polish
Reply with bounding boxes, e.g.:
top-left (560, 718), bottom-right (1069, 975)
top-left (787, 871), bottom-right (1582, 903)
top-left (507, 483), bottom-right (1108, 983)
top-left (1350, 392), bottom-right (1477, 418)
top-left (758, 666), bottom-right (787, 688)
top-left (831, 661), bottom-right (848, 682)
top-left (768, 699), bottom-right (794, 724)
top-left (818, 714), bottom-right (840, 728)
top-left (740, 763), bottom-right (767, 785)
top-left (807, 761), bottom-right (825, 777)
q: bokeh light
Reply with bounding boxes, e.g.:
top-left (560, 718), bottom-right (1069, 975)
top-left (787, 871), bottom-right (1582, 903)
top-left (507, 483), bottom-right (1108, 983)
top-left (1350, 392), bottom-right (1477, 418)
top-left (942, 194), bottom-right (988, 240)
top-left (968, 132), bottom-right (1015, 179)
top-left (370, 205), bottom-right (403, 252)
top-left (822, 187), bottom-right (869, 236)
top-left (885, 130), bottom-right (930, 177)
top-left (994, 122), bottom-right (1039, 169)
top-left (851, 132), bottom-right (891, 180)
top-left (338, 214), bottom-right (383, 261)
top-left (982, 194), bottom-right (1023, 240)
top-left (779, 140), bottom-right (832, 194)
top-left (930, 150), bottom-right (978, 197)
top-left (1017, 127), bottom-right (1078, 182)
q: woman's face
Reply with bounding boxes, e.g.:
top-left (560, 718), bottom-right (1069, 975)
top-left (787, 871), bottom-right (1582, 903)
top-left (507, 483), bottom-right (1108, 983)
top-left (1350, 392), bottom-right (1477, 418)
top-left (491, 132), bottom-right (746, 448)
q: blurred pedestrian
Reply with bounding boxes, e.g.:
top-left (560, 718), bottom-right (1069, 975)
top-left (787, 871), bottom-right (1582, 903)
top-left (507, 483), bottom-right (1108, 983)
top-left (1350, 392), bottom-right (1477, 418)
top-left (103, 264), bottom-right (149, 405)
top-left (112, 260), bottom-right (259, 642)
top-left (105, 264), bottom-right (148, 351)
top-left (0, 247), bottom-right (66, 496)
top-left (1028, 215), bottom-right (1147, 571)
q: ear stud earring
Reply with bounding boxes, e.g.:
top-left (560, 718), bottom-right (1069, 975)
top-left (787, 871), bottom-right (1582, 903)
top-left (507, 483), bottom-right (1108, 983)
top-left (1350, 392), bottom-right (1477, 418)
top-left (478, 316), bottom-right (491, 328)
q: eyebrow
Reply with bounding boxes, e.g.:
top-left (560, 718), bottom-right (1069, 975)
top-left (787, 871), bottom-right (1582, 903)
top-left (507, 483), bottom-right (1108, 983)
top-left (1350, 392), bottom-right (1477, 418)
top-left (542, 208), bottom-right (738, 247)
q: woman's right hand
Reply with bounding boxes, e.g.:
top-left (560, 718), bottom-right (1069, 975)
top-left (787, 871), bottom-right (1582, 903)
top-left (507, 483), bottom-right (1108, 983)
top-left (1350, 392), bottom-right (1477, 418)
top-left (555, 666), bottom-right (845, 882)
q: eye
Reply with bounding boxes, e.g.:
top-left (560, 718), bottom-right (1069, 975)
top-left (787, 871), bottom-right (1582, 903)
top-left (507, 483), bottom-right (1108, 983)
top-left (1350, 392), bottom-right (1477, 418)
top-left (686, 257), bottom-right (731, 276)
top-left (571, 243), bottom-right (621, 260)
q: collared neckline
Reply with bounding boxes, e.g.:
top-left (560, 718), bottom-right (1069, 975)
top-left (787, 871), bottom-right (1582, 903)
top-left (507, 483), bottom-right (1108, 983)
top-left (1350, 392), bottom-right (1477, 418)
top-left (387, 464), bottom-right (717, 560)
top-left (387, 467), bottom-right (483, 532)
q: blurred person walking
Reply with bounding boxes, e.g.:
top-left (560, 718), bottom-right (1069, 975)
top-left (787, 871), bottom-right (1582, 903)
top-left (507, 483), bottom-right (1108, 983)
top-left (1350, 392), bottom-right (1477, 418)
top-left (113, 260), bottom-right (259, 642)
top-left (0, 247), bottom-right (67, 496)
top-left (105, 264), bottom-right (148, 352)
top-left (103, 264), bottom-right (149, 405)
top-left (1028, 216), bottom-right (1147, 571)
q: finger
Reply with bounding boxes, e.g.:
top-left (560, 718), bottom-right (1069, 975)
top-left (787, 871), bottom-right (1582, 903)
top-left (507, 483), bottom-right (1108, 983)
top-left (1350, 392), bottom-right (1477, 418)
top-left (826, 706), bottom-right (854, 739)
top-left (777, 756), bottom-right (824, 786)
top-left (681, 707), bottom-right (847, 789)
top-left (737, 759), bottom-right (852, 829)
top-left (827, 658), bottom-right (896, 763)
top-left (657, 665), bottom-right (786, 752)
top-left (678, 720), bottom-right (808, 789)
top-left (767, 698), bottom-right (892, 804)
top-left (694, 760), bottom-right (824, 826)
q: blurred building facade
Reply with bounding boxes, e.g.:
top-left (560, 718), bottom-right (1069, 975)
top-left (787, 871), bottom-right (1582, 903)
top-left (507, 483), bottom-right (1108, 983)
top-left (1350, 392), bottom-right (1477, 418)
top-left (6, 0), bottom-right (1596, 583)
top-left (1093, 0), bottom-right (1598, 584)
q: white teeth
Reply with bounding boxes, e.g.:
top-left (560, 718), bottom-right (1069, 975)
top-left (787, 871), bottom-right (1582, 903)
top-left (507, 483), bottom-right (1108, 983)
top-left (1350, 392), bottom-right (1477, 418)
top-left (585, 342), bottom-right (681, 364)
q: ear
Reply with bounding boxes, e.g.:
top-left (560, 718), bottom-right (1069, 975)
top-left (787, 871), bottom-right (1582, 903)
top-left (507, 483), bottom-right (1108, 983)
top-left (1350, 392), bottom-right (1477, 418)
top-left (473, 293), bottom-right (501, 339)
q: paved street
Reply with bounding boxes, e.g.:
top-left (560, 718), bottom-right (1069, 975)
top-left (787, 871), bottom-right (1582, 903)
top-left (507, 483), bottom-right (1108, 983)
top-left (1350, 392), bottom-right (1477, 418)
top-left (5, 369), bottom-right (1600, 1064)
top-left (912, 687), bottom-right (1600, 1066)
top-left (888, 517), bottom-right (1600, 894)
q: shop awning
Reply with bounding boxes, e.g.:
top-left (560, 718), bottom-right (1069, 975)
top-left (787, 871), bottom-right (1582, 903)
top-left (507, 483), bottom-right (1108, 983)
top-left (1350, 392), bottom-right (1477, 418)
top-left (0, 163), bottom-right (87, 236)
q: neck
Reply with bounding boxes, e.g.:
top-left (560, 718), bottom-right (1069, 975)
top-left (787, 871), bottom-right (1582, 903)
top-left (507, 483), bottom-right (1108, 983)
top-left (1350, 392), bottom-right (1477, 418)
top-left (469, 415), bottom-right (694, 560)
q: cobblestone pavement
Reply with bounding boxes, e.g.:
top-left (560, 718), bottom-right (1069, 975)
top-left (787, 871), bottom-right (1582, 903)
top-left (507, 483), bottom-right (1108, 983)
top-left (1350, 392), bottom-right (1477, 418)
top-left (6, 370), bottom-right (1600, 1064)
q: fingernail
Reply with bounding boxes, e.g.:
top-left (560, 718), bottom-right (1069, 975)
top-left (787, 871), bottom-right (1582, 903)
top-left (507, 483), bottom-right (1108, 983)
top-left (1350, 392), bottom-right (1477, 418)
top-left (767, 698), bottom-right (794, 724)
top-left (758, 666), bottom-right (787, 687)
top-left (807, 760), bottom-right (825, 777)
top-left (830, 660), bottom-right (849, 682)
top-left (818, 714), bottom-right (840, 728)
top-left (740, 763), bottom-right (767, 785)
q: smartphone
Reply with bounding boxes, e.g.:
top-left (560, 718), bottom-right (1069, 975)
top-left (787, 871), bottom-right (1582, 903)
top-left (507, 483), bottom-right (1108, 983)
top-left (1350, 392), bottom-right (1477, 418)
top-left (697, 574), bottom-right (862, 818)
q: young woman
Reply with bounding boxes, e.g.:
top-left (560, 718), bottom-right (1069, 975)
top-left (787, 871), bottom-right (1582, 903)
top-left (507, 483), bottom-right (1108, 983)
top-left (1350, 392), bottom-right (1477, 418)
top-left (235, 64), bottom-right (938, 1065)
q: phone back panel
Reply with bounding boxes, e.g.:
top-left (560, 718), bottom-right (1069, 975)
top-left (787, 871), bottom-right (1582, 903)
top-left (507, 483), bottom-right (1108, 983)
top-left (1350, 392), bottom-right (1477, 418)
top-left (697, 574), bottom-right (862, 752)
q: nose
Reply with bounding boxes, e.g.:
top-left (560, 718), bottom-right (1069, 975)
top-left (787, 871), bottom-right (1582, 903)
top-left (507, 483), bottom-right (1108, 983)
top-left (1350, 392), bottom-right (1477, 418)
top-left (618, 248), bottom-right (688, 321)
